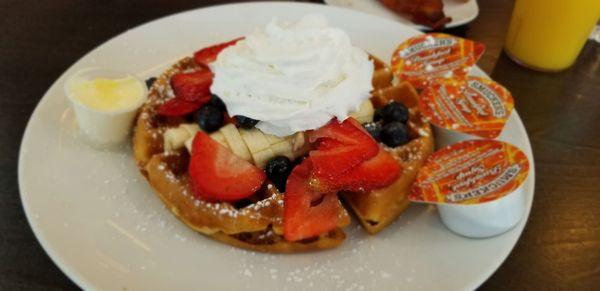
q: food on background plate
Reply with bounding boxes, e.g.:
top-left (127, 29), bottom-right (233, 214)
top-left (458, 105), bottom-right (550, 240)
top-left (132, 15), bottom-right (433, 251)
top-left (379, 0), bottom-right (451, 29)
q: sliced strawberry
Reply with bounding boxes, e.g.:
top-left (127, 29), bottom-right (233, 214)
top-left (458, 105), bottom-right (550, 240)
top-left (170, 70), bottom-right (213, 103)
top-left (314, 138), bottom-right (344, 151)
top-left (189, 131), bottom-right (266, 202)
top-left (283, 158), bottom-right (341, 242)
top-left (314, 148), bottom-right (401, 192)
top-left (193, 37), bottom-right (244, 67)
top-left (157, 98), bottom-right (203, 117)
top-left (309, 118), bottom-right (372, 144)
top-left (309, 118), bottom-right (379, 180)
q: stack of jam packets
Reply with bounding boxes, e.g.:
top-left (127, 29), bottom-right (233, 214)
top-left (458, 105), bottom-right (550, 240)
top-left (392, 33), bottom-right (531, 238)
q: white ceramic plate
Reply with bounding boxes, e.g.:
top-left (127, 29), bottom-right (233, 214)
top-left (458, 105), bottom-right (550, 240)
top-left (19, 2), bottom-right (534, 290)
top-left (324, 0), bottom-right (479, 30)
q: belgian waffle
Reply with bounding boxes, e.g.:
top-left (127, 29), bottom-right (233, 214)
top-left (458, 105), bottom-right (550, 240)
top-left (341, 57), bottom-right (434, 234)
top-left (132, 54), bottom-right (433, 251)
top-left (133, 57), bottom-right (350, 252)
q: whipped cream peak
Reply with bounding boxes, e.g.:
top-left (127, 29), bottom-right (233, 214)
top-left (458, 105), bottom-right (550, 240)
top-left (210, 15), bottom-right (374, 136)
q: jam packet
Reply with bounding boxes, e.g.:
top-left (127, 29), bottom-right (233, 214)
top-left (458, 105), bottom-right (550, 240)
top-left (410, 140), bottom-right (529, 205)
top-left (409, 140), bottom-right (530, 237)
top-left (419, 76), bottom-right (514, 139)
top-left (391, 33), bottom-right (485, 89)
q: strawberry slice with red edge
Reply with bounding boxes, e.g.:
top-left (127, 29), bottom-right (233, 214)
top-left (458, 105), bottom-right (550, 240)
top-left (308, 118), bottom-right (379, 180)
top-left (157, 98), bottom-right (203, 117)
top-left (189, 131), bottom-right (266, 202)
top-left (314, 148), bottom-right (401, 193)
top-left (193, 37), bottom-right (244, 67)
top-left (170, 70), bottom-right (213, 103)
top-left (283, 158), bottom-right (342, 242)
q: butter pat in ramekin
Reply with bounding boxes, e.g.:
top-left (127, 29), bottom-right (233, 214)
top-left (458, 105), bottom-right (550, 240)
top-left (65, 68), bottom-right (147, 147)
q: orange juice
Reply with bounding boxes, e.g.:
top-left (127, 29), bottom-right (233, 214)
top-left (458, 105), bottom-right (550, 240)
top-left (505, 0), bottom-right (600, 71)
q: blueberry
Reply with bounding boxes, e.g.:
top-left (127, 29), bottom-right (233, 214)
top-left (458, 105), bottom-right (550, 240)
top-left (381, 101), bottom-right (409, 123)
top-left (373, 108), bottom-right (382, 122)
top-left (265, 156), bottom-right (293, 192)
top-left (209, 94), bottom-right (227, 112)
top-left (380, 121), bottom-right (410, 147)
top-left (235, 115), bottom-right (259, 129)
top-left (196, 105), bottom-right (223, 132)
top-left (363, 122), bottom-right (382, 140)
top-left (145, 77), bottom-right (157, 89)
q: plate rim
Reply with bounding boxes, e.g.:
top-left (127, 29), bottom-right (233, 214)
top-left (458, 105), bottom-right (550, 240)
top-left (18, 2), bottom-right (534, 290)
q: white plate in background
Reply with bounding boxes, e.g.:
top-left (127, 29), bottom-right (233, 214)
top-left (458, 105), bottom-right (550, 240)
top-left (19, 2), bottom-right (533, 290)
top-left (324, 0), bottom-right (479, 30)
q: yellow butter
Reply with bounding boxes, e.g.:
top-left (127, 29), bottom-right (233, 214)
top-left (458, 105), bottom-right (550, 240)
top-left (69, 76), bottom-right (144, 111)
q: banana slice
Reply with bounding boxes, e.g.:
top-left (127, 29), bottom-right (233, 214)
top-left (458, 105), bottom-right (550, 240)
top-left (184, 136), bottom-right (194, 153)
top-left (349, 100), bottom-right (375, 124)
top-left (252, 148), bottom-right (276, 169)
top-left (219, 124), bottom-right (252, 162)
top-left (163, 123), bottom-right (200, 152)
top-left (180, 123), bottom-right (201, 136)
top-left (290, 132), bottom-right (310, 158)
top-left (239, 128), bottom-right (271, 154)
top-left (209, 131), bottom-right (230, 148)
top-left (270, 140), bottom-right (294, 160)
top-left (173, 123), bottom-right (309, 166)
top-left (264, 133), bottom-right (285, 145)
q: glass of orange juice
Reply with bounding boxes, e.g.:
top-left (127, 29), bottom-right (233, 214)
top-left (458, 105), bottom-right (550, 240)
top-left (504, 0), bottom-right (600, 71)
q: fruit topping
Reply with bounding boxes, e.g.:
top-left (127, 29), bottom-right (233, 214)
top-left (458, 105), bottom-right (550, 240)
top-left (265, 156), bottom-right (294, 192)
top-left (380, 121), bottom-right (410, 147)
top-left (314, 148), bottom-right (401, 193)
top-left (145, 77), bottom-right (157, 89)
top-left (308, 118), bottom-right (379, 180)
top-left (282, 118), bottom-right (403, 241)
top-left (209, 94), bottom-right (227, 112)
top-left (158, 69), bottom-right (216, 117)
top-left (196, 105), bottom-right (224, 133)
top-left (188, 131), bottom-right (266, 202)
top-left (193, 37), bottom-right (244, 67)
top-left (157, 98), bottom-right (203, 117)
top-left (219, 123), bottom-right (253, 162)
top-left (235, 115), bottom-right (260, 129)
top-left (348, 100), bottom-right (375, 124)
top-left (373, 108), bottom-right (382, 122)
top-left (170, 70), bottom-right (213, 103)
top-left (380, 101), bottom-right (409, 123)
top-left (363, 122), bottom-right (382, 140)
top-left (283, 158), bottom-right (341, 241)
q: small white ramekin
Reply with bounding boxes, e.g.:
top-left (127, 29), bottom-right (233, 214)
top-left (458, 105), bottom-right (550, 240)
top-left (64, 68), bottom-right (147, 147)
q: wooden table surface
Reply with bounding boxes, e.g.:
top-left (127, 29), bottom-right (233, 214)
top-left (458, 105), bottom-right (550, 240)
top-left (1, 0), bottom-right (598, 290)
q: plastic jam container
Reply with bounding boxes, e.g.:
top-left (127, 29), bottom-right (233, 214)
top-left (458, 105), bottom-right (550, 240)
top-left (410, 140), bottom-right (530, 238)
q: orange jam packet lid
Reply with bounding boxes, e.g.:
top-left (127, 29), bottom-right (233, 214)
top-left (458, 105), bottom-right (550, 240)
top-left (410, 140), bottom-right (529, 205)
top-left (419, 76), bottom-right (514, 139)
top-left (391, 33), bottom-right (485, 89)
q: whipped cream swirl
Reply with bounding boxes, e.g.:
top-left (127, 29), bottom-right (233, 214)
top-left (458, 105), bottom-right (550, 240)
top-left (210, 15), bottom-right (374, 136)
